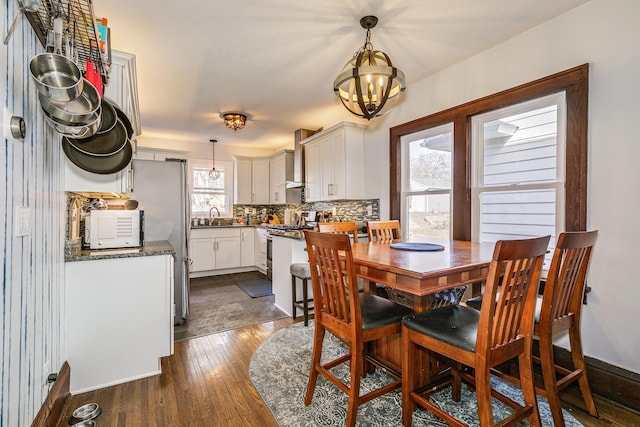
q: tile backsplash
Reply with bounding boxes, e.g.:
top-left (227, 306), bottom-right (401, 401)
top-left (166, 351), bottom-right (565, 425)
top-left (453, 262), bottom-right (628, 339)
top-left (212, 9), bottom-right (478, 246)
top-left (233, 199), bottom-right (380, 225)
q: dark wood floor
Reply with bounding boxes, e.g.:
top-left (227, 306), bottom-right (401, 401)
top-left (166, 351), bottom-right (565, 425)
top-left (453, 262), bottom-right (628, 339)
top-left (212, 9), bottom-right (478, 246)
top-left (64, 316), bottom-right (639, 427)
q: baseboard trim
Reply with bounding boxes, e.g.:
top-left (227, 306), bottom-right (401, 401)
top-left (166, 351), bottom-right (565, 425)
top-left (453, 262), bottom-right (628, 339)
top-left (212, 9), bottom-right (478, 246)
top-left (31, 361), bottom-right (71, 427)
top-left (549, 344), bottom-right (640, 413)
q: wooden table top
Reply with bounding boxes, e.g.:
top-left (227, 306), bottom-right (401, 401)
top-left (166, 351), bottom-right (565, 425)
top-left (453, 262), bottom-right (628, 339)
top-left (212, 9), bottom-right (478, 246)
top-left (351, 239), bottom-right (496, 297)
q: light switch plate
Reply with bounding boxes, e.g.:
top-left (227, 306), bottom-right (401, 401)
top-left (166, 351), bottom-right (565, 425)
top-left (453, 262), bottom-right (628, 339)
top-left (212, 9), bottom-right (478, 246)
top-left (14, 206), bottom-right (30, 236)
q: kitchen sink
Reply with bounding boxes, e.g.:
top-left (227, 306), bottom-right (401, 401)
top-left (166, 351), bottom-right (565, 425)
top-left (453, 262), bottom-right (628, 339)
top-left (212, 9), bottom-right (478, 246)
top-left (196, 218), bottom-right (235, 227)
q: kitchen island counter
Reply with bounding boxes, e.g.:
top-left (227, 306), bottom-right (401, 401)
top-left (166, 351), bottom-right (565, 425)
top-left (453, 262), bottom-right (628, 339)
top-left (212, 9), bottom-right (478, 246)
top-left (66, 240), bottom-right (175, 262)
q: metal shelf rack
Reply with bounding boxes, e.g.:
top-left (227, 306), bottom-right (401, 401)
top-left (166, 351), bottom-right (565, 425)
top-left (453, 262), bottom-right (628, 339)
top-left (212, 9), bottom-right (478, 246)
top-left (24, 0), bottom-right (110, 83)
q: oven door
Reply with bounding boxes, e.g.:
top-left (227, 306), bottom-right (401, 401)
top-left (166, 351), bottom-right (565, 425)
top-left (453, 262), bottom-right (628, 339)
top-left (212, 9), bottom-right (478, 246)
top-left (266, 235), bottom-right (273, 281)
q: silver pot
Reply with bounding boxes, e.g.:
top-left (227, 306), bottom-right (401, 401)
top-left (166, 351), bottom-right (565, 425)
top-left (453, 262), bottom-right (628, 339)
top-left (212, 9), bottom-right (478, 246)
top-left (29, 53), bottom-right (84, 102)
top-left (41, 105), bottom-right (101, 139)
top-left (38, 78), bottom-right (100, 124)
top-left (67, 119), bottom-right (128, 156)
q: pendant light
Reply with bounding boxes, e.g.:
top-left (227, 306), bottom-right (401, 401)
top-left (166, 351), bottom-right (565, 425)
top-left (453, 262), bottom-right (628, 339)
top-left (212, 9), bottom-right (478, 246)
top-left (208, 139), bottom-right (220, 180)
top-left (333, 16), bottom-right (406, 120)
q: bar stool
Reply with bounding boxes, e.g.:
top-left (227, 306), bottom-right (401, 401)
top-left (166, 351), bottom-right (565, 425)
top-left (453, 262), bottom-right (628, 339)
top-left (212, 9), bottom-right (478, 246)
top-left (290, 262), bottom-right (314, 326)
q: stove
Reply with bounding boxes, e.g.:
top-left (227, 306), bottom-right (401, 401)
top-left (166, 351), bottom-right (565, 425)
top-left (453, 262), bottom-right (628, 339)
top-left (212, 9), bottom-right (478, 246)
top-left (265, 224), bottom-right (314, 239)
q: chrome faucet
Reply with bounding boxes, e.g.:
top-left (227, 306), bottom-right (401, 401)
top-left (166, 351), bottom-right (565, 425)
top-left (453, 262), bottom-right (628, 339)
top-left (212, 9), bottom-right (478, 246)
top-left (209, 206), bottom-right (221, 223)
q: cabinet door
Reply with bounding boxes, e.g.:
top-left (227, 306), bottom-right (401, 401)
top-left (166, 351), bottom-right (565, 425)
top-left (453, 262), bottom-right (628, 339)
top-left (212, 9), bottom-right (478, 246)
top-left (252, 159), bottom-right (270, 204)
top-left (269, 154), bottom-right (286, 204)
top-left (215, 236), bottom-right (241, 269)
top-left (235, 157), bottom-right (252, 204)
top-left (64, 158), bottom-right (129, 193)
top-left (304, 140), bottom-right (322, 202)
top-left (254, 228), bottom-right (268, 272)
top-left (326, 131), bottom-right (346, 200)
top-left (190, 238), bottom-right (216, 272)
top-left (240, 228), bottom-right (255, 267)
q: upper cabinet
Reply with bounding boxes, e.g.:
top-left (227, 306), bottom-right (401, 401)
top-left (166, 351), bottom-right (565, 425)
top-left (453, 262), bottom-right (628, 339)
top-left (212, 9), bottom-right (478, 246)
top-left (234, 156), bottom-right (270, 204)
top-left (104, 50), bottom-right (141, 141)
top-left (269, 150), bottom-right (299, 205)
top-left (302, 122), bottom-right (366, 202)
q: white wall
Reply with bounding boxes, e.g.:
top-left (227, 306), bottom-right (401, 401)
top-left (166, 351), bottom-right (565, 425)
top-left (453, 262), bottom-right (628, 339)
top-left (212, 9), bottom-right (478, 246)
top-left (1, 1), bottom-right (66, 424)
top-left (364, 0), bottom-right (640, 373)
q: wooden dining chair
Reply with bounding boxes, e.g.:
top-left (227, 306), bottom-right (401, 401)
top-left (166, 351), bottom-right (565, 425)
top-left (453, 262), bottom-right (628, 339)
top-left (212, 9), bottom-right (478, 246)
top-left (366, 220), bottom-right (401, 241)
top-left (401, 235), bottom-right (550, 427)
top-left (489, 231), bottom-right (599, 427)
top-left (317, 221), bottom-right (359, 242)
top-left (303, 231), bottom-right (414, 427)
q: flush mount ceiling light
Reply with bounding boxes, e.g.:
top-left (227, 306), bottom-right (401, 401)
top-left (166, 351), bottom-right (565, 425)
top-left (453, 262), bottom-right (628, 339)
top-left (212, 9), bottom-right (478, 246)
top-left (209, 139), bottom-right (220, 180)
top-left (220, 112), bottom-right (247, 131)
top-left (333, 16), bottom-right (406, 120)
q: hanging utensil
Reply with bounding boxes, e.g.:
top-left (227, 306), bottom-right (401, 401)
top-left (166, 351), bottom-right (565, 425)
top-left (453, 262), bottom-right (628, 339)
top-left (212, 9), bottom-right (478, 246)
top-left (53, 16), bottom-right (63, 55)
top-left (4, 0), bottom-right (40, 45)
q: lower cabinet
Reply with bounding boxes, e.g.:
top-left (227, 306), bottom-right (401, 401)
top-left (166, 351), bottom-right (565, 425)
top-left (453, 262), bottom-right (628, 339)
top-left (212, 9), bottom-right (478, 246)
top-left (240, 227), bottom-right (255, 267)
top-left (190, 228), bottom-right (242, 272)
top-left (65, 254), bottom-right (174, 393)
top-left (254, 227), bottom-right (268, 274)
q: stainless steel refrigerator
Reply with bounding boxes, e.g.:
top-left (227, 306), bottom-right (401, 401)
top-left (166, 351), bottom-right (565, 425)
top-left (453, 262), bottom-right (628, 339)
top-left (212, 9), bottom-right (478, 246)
top-left (130, 158), bottom-right (190, 325)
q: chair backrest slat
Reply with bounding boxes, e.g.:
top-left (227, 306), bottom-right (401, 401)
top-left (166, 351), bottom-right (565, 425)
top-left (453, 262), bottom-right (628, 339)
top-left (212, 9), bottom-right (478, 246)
top-left (367, 220), bottom-right (401, 242)
top-left (478, 236), bottom-right (550, 352)
top-left (318, 222), bottom-right (359, 243)
top-left (305, 231), bottom-right (361, 329)
top-left (542, 231), bottom-right (598, 324)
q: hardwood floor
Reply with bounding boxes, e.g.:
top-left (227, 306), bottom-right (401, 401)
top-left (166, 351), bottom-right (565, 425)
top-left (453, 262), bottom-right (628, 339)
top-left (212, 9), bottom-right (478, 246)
top-left (64, 302), bottom-right (639, 427)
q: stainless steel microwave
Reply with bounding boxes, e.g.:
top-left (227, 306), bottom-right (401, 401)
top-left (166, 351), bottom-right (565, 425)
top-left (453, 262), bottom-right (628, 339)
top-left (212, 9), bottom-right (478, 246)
top-left (85, 210), bottom-right (144, 249)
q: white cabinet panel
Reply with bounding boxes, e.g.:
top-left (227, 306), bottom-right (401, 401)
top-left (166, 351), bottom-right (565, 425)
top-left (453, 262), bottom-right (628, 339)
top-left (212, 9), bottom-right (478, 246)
top-left (303, 122), bottom-right (366, 202)
top-left (189, 228), bottom-right (248, 272)
top-left (252, 158), bottom-right (270, 204)
top-left (241, 228), bottom-right (255, 267)
top-left (65, 255), bottom-right (173, 393)
top-left (254, 227), bottom-right (268, 273)
top-left (190, 238), bottom-right (216, 271)
top-left (234, 157), bottom-right (253, 204)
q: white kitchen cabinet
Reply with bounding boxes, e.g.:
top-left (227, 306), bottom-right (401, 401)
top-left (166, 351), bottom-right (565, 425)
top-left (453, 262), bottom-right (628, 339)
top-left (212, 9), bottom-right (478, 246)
top-left (269, 150), bottom-right (298, 204)
top-left (234, 156), bottom-right (253, 204)
top-left (252, 158), bottom-right (270, 204)
top-left (254, 227), bottom-right (268, 274)
top-left (240, 228), bottom-right (255, 266)
top-left (302, 122), bottom-right (366, 202)
top-left (136, 148), bottom-right (188, 161)
top-left (65, 254), bottom-right (174, 393)
top-left (189, 228), bottom-right (241, 272)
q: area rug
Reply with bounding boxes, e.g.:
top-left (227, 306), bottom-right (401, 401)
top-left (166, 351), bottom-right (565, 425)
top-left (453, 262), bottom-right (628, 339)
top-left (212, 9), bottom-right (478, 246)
top-left (249, 321), bottom-right (583, 426)
top-left (236, 278), bottom-right (273, 298)
top-left (174, 274), bottom-right (287, 342)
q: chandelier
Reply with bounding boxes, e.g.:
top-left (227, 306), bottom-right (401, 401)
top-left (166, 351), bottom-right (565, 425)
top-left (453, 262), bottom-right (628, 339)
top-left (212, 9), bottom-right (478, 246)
top-left (208, 139), bottom-right (220, 180)
top-left (220, 113), bottom-right (247, 131)
top-left (333, 16), bottom-right (406, 120)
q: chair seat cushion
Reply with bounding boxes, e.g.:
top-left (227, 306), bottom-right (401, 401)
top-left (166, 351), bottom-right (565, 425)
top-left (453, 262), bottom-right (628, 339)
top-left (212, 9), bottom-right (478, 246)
top-left (290, 262), bottom-right (311, 278)
top-left (402, 305), bottom-right (480, 352)
top-left (360, 293), bottom-right (414, 330)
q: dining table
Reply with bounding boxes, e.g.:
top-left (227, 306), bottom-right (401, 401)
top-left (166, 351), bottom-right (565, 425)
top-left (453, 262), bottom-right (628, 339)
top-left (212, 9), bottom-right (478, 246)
top-left (350, 238), bottom-right (496, 375)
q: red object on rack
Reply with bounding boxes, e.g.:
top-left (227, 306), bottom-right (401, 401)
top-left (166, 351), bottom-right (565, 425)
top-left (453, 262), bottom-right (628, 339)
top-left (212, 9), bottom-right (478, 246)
top-left (85, 59), bottom-right (103, 97)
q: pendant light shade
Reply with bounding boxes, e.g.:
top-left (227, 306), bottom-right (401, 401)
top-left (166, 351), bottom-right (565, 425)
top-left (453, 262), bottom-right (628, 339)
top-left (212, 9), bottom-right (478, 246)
top-left (333, 16), bottom-right (406, 120)
top-left (208, 139), bottom-right (220, 180)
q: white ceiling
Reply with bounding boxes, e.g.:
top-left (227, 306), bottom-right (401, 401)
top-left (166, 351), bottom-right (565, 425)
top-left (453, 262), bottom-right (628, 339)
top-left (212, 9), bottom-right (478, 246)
top-left (93, 0), bottom-right (588, 150)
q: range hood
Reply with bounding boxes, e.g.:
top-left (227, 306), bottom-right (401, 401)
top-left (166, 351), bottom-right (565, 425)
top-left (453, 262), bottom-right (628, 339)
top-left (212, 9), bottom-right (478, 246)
top-left (285, 128), bottom-right (319, 189)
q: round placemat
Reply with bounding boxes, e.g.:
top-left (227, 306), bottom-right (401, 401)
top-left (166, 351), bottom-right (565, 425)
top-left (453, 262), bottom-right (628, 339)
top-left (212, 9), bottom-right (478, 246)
top-left (390, 242), bottom-right (445, 251)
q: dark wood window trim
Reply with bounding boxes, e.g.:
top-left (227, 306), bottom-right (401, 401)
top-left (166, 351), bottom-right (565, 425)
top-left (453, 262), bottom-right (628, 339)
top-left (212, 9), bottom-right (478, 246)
top-left (390, 64), bottom-right (589, 240)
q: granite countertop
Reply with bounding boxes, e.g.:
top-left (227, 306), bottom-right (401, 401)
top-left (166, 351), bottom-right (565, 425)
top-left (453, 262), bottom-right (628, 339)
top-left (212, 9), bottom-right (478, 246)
top-left (65, 240), bottom-right (176, 262)
top-left (190, 223), bottom-right (254, 230)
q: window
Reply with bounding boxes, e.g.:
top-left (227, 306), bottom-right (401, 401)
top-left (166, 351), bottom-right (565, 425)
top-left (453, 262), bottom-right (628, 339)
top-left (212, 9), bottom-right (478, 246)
top-left (401, 123), bottom-right (453, 239)
top-left (471, 93), bottom-right (566, 244)
top-left (190, 159), bottom-right (233, 217)
top-left (390, 64), bottom-right (588, 240)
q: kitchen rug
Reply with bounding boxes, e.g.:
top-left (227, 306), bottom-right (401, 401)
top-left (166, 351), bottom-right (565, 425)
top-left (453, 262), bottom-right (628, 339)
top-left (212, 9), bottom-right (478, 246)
top-left (236, 278), bottom-right (273, 298)
top-left (248, 321), bottom-right (584, 427)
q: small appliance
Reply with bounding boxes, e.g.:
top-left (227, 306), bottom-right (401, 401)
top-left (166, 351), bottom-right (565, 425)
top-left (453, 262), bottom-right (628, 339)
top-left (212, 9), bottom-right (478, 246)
top-left (85, 209), bottom-right (144, 249)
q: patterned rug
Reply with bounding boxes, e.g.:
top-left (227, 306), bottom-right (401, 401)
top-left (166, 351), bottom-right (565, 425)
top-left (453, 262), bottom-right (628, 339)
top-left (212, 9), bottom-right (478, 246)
top-left (249, 321), bottom-right (583, 426)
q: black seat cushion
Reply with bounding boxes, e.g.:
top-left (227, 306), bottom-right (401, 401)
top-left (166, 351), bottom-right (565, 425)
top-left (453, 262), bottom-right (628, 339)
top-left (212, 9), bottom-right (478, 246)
top-left (360, 293), bottom-right (414, 330)
top-left (402, 305), bottom-right (480, 352)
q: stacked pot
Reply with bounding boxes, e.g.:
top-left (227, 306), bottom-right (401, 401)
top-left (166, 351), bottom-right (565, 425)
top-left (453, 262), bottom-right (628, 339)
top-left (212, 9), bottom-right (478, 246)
top-left (30, 53), bottom-right (133, 174)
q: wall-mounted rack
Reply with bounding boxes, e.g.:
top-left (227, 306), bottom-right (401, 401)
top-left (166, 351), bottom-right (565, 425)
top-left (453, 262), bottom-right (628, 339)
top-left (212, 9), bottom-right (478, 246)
top-left (24, 0), bottom-right (110, 83)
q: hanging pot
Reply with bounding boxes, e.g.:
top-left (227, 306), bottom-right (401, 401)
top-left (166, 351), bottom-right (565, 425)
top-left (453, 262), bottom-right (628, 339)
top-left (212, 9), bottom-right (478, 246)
top-left (42, 104), bottom-right (101, 139)
top-left (29, 53), bottom-right (84, 102)
top-left (38, 78), bottom-right (100, 124)
top-left (62, 138), bottom-right (132, 175)
top-left (66, 119), bottom-right (128, 156)
top-left (96, 98), bottom-right (117, 134)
